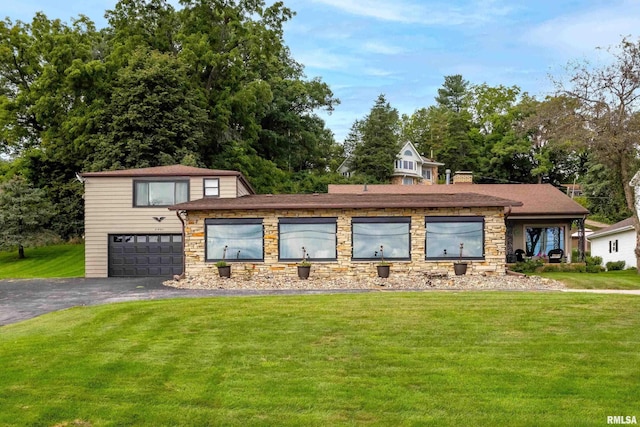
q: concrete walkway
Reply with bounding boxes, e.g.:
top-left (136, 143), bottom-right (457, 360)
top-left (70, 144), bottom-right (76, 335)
top-left (1, 278), bottom-right (638, 327)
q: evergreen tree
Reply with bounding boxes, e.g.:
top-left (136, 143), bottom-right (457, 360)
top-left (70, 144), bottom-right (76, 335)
top-left (350, 94), bottom-right (400, 183)
top-left (0, 176), bottom-right (55, 258)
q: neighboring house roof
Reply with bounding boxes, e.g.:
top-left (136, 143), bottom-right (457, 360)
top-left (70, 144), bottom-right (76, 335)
top-left (588, 217), bottom-right (636, 240)
top-left (170, 192), bottom-right (522, 211)
top-left (327, 184), bottom-right (589, 217)
top-left (81, 165), bottom-right (255, 194)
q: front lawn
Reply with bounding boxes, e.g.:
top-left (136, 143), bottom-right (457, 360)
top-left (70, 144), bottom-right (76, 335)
top-left (1, 293), bottom-right (639, 426)
top-left (0, 243), bottom-right (84, 279)
top-left (536, 269), bottom-right (640, 290)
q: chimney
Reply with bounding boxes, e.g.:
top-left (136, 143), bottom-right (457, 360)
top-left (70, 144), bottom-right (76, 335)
top-left (445, 169), bottom-right (451, 185)
top-left (453, 171), bottom-right (473, 184)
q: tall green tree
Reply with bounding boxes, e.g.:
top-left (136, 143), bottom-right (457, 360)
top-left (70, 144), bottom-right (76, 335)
top-left (87, 48), bottom-right (208, 170)
top-left (350, 94), bottom-right (400, 183)
top-left (0, 176), bottom-right (55, 258)
top-left (553, 37), bottom-right (640, 270)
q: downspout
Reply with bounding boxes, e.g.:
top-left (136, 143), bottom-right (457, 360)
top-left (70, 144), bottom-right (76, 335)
top-left (176, 210), bottom-right (187, 280)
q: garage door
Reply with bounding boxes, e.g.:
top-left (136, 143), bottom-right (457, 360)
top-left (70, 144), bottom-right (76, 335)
top-left (108, 234), bottom-right (183, 277)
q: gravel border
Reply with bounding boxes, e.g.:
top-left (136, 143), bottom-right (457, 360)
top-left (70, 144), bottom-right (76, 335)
top-left (165, 273), bottom-right (565, 292)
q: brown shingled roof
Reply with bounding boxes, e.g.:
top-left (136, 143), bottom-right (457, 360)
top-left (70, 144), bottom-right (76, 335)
top-left (328, 184), bottom-right (588, 217)
top-left (170, 192), bottom-right (522, 211)
top-left (81, 165), bottom-right (241, 177)
top-left (81, 165), bottom-right (255, 194)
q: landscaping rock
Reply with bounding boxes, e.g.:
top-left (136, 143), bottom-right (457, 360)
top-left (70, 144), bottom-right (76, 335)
top-left (165, 273), bottom-right (565, 291)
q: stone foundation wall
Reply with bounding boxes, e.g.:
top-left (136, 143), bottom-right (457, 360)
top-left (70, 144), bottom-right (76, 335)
top-left (184, 207), bottom-right (506, 280)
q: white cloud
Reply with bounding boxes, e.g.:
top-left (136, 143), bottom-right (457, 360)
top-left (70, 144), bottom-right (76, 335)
top-left (364, 68), bottom-right (395, 77)
top-left (295, 49), bottom-right (353, 71)
top-left (524, 3), bottom-right (640, 56)
top-left (362, 41), bottom-right (404, 55)
top-left (309, 0), bottom-right (513, 26)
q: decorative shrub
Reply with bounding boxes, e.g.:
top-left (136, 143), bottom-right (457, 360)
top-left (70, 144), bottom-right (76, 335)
top-left (586, 265), bottom-right (605, 273)
top-left (539, 263), bottom-right (586, 273)
top-left (510, 259), bottom-right (544, 273)
top-left (605, 261), bottom-right (626, 271)
top-left (585, 255), bottom-right (603, 267)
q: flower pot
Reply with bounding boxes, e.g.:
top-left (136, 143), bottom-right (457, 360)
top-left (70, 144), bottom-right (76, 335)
top-left (217, 265), bottom-right (231, 278)
top-left (453, 262), bottom-right (467, 276)
top-left (297, 265), bottom-right (311, 279)
top-left (376, 264), bottom-right (390, 278)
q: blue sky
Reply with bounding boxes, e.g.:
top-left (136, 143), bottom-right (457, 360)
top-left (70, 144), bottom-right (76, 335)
top-left (3, 0), bottom-right (640, 142)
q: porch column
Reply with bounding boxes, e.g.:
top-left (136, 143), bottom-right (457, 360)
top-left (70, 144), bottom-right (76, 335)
top-left (577, 217), bottom-right (586, 262)
top-left (505, 221), bottom-right (514, 262)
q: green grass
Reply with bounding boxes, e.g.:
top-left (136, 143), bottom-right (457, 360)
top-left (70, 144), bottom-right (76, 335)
top-left (0, 243), bottom-right (84, 279)
top-left (537, 269), bottom-right (640, 290)
top-left (1, 293), bottom-right (639, 426)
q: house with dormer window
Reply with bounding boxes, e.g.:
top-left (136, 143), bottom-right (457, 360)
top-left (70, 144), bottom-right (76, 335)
top-left (337, 141), bottom-right (444, 184)
top-left (392, 142), bottom-right (444, 185)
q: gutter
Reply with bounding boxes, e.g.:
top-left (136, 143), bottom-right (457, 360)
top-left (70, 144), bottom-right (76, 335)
top-left (175, 210), bottom-right (187, 279)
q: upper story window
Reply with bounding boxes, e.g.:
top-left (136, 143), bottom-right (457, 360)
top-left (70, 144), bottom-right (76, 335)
top-left (404, 150), bottom-right (413, 156)
top-left (204, 178), bottom-right (220, 197)
top-left (352, 217), bottom-right (411, 261)
top-left (134, 180), bottom-right (188, 207)
top-left (402, 160), bottom-right (414, 170)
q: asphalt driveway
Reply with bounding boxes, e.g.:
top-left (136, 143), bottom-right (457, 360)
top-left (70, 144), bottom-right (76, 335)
top-left (0, 277), bottom-right (370, 326)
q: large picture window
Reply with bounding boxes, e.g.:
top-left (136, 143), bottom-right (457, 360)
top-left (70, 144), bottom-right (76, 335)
top-left (134, 180), bottom-right (188, 207)
top-left (352, 217), bottom-right (410, 260)
top-left (205, 218), bottom-right (263, 262)
top-left (279, 218), bottom-right (337, 261)
top-left (525, 226), bottom-right (564, 257)
top-left (425, 217), bottom-right (484, 260)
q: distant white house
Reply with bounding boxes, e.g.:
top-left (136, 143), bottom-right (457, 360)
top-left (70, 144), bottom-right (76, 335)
top-left (338, 141), bottom-right (444, 185)
top-left (588, 217), bottom-right (636, 269)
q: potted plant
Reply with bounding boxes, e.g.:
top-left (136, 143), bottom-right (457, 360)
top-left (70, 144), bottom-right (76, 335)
top-left (375, 245), bottom-right (390, 278)
top-left (216, 245), bottom-right (231, 278)
top-left (297, 246), bottom-right (311, 279)
top-left (453, 242), bottom-right (468, 276)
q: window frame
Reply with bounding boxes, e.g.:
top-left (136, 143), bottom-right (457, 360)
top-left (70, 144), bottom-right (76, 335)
top-left (133, 179), bottom-right (190, 208)
top-left (278, 217), bottom-right (338, 262)
top-left (205, 218), bottom-right (264, 262)
top-left (203, 178), bottom-right (220, 198)
top-left (425, 216), bottom-right (485, 261)
top-left (351, 216), bottom-right (411, 261)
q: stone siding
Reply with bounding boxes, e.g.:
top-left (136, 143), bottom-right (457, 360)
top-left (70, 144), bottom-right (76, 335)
top-left (184, 207), bottom-right (506, 280)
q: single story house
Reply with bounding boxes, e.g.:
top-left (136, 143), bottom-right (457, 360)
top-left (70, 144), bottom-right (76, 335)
top-left (81, 165), bottom-right (253, 278)
top-left (588, 217), bottom-right (637, 269)
top-left (328, 180), bottom-right (590, 263)
top-left (170, 192), bottom-right (522, 279)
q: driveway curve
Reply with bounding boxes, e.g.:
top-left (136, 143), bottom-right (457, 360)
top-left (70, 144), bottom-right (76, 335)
top-left (0, 277), bottom-right (370, 326)
top-left (2, 278), bottom-right (638, 327)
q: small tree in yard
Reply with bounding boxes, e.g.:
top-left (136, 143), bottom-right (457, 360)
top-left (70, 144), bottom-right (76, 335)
top-left (0, 176), bottom-right (55, 258)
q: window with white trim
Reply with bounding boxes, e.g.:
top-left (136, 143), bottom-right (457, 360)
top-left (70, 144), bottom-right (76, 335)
top-left (134, 180), bottom-right (188, 207)
top-left (352, 217), bottom-right (411, 260)
top-left (204, 178), bottom-right (220, 197)
top-left (609, 239), bottom-right (619, 253)
top-left (205, 218), bottom-right (263, 261)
